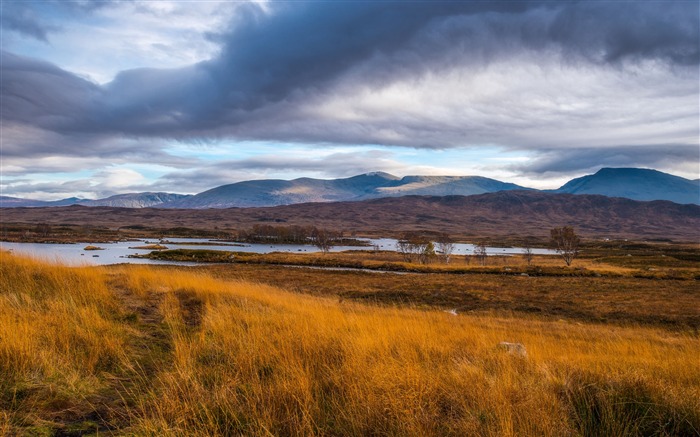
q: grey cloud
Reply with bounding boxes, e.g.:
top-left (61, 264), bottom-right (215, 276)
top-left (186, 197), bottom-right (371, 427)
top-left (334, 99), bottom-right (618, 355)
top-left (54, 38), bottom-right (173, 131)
top-left (0, 3), bottom-right (54, 42)
top-left (0, 52), bottom-right (101, 129)
top-left (0, 1), bottom-right (126, 42)
top-left (3, 179), bottom-right (96, 196)
top-left (516, 145), bottom-right (700, 176)
top-left (549, 2), bottom-right (699, 65)
top-left (152, 150), bottom-right (406, 193)
top-left (3, 1), bottom-right (698, 142)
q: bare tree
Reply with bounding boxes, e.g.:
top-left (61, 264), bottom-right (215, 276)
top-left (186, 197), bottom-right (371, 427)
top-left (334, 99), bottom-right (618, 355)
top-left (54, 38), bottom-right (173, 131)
top-left (436, 233), bottom-right (456, 264)
top-left (397, 232), bottom-right (434, 264)
top-left (396, 238), bottom-right (412, 262)
top-left (550, 226), bottom-right (580, 266)
top-left (420, 241), bottom-right (436, 264)
top-left (311, 227), bottom-right (334, 253)
top-left (474, 242), bottom-right (488, 266)
top-left (34, 223), bottom-right (52, 237)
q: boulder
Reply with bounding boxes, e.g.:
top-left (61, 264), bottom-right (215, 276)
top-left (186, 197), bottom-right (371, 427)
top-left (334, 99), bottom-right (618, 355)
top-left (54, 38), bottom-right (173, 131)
top-left (497, 342), bottom-right (527, 357)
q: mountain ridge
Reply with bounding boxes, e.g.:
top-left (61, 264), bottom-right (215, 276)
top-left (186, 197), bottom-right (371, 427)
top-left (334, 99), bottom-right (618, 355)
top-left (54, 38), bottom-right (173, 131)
top-left (2, 168), bottom-right (697, 208)
top-left (0, 192), bottom-right (190, 208)
top-left (554, 168), bottom-right (699, 205)
top-left (159, 172), bottom-right (532, 209)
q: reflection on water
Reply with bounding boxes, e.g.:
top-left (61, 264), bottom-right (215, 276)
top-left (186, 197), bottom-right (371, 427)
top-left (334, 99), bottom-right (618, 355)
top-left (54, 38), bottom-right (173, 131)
top-left (1, 238), bottom-right (556, 266)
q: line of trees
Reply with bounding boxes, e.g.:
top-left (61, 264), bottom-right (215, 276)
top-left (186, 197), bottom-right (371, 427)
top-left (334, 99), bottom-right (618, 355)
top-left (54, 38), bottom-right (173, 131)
top-left (240, 225), bottom-right (583, 265)
top-left (396, 232), bottom-right (436, 264)
top-left (238, 224), bottom-right (316, 244)
top-left (396, 232), bottom-right (458, 264)
top-left (236, 224), bottom-right (343, 253)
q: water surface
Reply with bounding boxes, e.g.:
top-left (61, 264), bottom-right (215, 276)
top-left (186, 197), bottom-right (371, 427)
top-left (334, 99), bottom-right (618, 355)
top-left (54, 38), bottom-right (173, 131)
top-left (1, 238), bottom-right (555, 266)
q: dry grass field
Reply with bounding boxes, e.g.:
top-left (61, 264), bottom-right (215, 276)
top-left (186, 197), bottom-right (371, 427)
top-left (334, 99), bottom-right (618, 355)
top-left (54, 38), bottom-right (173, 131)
top-left (1, 251), bottom-right (699, 436)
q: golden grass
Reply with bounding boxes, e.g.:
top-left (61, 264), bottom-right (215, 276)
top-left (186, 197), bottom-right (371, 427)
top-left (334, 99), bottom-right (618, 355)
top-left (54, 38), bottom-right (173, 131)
top-left (0, 252), bottom-right (134, 433)
top-left (195, 249), bottom-right (699, 280)
top-left (1, 252), bottom-right (699, 435)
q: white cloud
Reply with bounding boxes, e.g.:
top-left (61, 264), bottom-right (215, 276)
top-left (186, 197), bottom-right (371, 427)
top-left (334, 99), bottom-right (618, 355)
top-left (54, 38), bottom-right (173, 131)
top-left (7, 1), bottom-right (241, 83)
top-left (308, 53), bottom-right (699, 150)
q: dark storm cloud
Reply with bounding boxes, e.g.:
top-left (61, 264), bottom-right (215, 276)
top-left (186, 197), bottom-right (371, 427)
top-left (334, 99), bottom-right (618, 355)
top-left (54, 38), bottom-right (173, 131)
top-left (517, 145), bottom-right (700, 175)
top-left (94, 0), bottom-right (700, 136)
top-left (2, 2), bottom-right (699, 141)
top-left (0, 52), bottom-right (102, 129)
top-left (547, 2), bottom-right (699, 65)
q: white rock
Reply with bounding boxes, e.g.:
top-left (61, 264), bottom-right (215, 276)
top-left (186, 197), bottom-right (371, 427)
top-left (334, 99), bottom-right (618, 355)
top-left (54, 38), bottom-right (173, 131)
top-left (497, 342), bottom-right (527, 357)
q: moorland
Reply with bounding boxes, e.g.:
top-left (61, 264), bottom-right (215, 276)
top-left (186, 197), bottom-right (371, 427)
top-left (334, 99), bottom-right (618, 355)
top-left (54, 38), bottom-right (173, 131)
top-left (1, 193), bottom-right (699, 436)
top-left (1, 247), bottom-right (699, 436)
top-left (2, 191), bottom-right (700, 243)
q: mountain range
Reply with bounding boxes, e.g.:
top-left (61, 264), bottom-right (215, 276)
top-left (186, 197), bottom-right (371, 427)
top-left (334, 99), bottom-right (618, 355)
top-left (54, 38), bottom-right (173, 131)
top-left (2, 168), bottom-right (698, 209)
top-left (0, 192), bottom-right (190, 209)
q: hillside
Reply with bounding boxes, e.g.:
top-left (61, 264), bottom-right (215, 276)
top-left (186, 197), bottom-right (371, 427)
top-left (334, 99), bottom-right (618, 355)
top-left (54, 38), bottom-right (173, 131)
top-left (0, 196), bottom-right (85, 207)
top-left (80, 192), bottom-right (191, 208)
top-left (556, 168), bottom-right (699, 204)
top-left (3, 191), bottom-right (698, 241)
top-left (0, 193), bottom-right (189, 208)
top-left (160, 172), bottom-right (528, 208)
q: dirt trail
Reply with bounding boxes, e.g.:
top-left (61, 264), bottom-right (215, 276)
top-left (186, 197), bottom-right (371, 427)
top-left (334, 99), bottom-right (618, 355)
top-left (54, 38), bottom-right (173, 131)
top-left (174, 289), bottom-right (204, 330)
top-left (107, 275), bottom-right (172, 374)
top-left (87, 275), bottom-right (175, 433)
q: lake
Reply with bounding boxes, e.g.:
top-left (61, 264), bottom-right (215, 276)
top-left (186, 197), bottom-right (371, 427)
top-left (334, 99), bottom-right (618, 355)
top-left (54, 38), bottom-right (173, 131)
top-left (1, 238), bottom-right (556, 266)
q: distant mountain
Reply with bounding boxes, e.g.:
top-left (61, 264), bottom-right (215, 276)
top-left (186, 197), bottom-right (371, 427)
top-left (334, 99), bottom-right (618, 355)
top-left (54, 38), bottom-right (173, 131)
top-left (158, 172), bottom-right (400, 208)
top-left (0, 196), bottom-right (87, 208)
top-left (0, 196), bottom-right (49, 207)
top-left (80, 192), bottom-right (191, 208)
top-left (2, 168), bottom-right (697, 209)
top-left (0, 193), bottom-right (188, 208)
top-left (159, 172), bottom-right (529, 208)
top-left (372, 175), bottom-right (528, 198)
top-left (555, 168), bottom-right (699, 205)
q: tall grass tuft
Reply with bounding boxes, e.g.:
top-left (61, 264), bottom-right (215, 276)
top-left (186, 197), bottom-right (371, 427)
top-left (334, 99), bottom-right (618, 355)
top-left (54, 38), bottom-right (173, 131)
top-left (1, 252), bottom-right (699, 436)
top-left (0, 252), bottom-right (132, 432)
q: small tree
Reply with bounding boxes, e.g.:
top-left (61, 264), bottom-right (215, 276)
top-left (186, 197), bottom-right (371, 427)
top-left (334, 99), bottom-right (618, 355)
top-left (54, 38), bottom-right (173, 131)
top-left (311, 227), bottom-right (334, 254)
top-left (420, 241), bottom-right (436, 264)
top-left (35, 223), bottom-right (52, 237)
top-left (397, 232), bottom-right (434, 264)
top-left (396, 237), bottom-right (413, 262)
top-left (436, 233), bottom-right (456, 264)
top-left (550, 226), bottom-right (580, 266)
top-left (474, 242), bottom-right (488, 266)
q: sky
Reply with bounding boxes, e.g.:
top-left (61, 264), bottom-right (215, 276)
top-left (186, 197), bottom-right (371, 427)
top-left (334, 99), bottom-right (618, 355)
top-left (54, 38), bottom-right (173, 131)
top-left (1, 0), bottom-right (698, 200)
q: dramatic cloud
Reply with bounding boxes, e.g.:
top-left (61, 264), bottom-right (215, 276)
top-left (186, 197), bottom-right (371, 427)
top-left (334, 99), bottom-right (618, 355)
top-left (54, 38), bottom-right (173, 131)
top-left (1, 0), bottom-right (698, 198)
top-left (516, 145), bottom-right (700, 176)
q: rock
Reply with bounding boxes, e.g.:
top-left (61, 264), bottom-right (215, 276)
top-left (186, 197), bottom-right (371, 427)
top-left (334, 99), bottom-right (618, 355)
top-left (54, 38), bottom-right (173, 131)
top-left (497, 342), bottom-right (527, 357)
